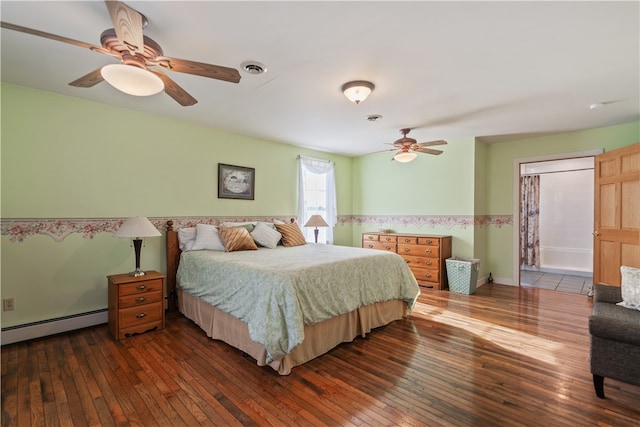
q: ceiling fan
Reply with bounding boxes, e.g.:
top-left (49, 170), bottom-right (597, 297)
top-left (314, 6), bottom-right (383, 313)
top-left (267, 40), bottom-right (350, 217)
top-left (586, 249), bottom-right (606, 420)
top-left (388, 128), bottom-right (447, 162)
top-left (0, 1), bottom-right (241, 106)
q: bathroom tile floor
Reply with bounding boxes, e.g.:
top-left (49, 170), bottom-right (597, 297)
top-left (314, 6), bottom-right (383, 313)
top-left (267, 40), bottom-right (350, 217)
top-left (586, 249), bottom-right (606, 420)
top-left (520, 270), bottom-right (593, 295)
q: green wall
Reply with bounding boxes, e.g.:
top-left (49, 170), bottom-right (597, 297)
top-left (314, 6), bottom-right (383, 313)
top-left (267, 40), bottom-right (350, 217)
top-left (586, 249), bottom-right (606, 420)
top-left (2, 82), bottom-right (638, 329)
top-left (0, 83), bottom-right (353, 327)
top-left (484, 122), bottom-right (640, 281)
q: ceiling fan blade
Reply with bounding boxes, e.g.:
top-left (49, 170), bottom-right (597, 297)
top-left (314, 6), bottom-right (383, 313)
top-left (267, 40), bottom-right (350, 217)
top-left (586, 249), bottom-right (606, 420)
top-left (418, 140), bottom-right (447, 147)
top-left (0, 21), bottom-right (102, 51)
top-left (69, 68), bottom-right (105, 88)
top-left (104, 0), bottom-right (145, 54)
top-left (159, 57), bottom-right (241, 83)
top-left (149, 70), bottom-right (198, 106)
top-left (416, 148), bottom-right (444, 155)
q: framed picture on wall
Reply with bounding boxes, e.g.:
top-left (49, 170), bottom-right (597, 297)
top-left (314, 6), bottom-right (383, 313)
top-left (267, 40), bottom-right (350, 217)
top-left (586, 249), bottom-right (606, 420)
top-left (218, 163), bottom-right (255, 200)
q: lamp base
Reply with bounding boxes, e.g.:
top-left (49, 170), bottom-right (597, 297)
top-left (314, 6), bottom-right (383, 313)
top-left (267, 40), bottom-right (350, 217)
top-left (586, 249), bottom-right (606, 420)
top-left (129, 268), bottom-right (146, 277)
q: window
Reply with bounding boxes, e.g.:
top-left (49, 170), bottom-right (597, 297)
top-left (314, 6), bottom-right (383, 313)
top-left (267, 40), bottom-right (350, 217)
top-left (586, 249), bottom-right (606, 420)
top-left (297, 156), bottom-right (337, 244)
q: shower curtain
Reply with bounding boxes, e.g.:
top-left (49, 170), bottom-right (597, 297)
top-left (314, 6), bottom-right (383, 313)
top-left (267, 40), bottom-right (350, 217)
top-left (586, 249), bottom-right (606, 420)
top-left (520, 175), bottom-right (540, 267)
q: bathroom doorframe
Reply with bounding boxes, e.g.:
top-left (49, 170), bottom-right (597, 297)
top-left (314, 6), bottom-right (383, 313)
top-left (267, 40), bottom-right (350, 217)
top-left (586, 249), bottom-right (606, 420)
top-left (512, 149), bottom-right (602, 286)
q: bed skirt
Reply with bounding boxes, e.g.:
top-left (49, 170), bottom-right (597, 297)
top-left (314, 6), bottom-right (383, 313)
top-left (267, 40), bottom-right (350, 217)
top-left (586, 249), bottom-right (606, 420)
top-left (178, 288), bottom-right (408, 375)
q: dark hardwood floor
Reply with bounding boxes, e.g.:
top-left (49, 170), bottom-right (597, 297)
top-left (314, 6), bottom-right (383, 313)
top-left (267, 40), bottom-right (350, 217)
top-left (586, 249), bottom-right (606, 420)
top-left (3, 284), bottom-right (640, 426)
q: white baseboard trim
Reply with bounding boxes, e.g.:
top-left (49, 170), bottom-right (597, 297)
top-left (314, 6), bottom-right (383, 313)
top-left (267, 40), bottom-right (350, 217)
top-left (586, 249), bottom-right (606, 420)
top-left (1, 309), bottom-right (107, 345)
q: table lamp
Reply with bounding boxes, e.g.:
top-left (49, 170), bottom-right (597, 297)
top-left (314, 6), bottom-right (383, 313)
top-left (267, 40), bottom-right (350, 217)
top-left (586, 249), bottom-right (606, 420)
top-left (114, 216), bottom-right (161, 276)
top-left (304, 215), bottom-right (329, 244)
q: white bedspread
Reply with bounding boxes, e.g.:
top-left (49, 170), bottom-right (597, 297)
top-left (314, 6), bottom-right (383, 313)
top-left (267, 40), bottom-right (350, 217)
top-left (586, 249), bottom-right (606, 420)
top-left (177, 244), bottom-right (420, 361)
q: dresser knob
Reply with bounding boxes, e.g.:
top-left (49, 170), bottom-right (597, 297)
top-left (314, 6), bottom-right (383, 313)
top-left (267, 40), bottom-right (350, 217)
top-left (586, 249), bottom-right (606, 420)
top-left (368, 236), bottom-right (374, 240)
top-left (404, 238), bottom-right (410, 243)
top-left (136, 284), bottom-right (146, 290)
top-left (136, 297), bottom-right (147, 303)
top-left (368, 244), bottom-right (373, 248)
top-left (404, 248), bottom-right (410, 252)
top-left (426, 240), bottom-right (432, 244)
top-left (425, 249), bottom-right (431, 253)
top-left (425, 262), bottom-right (432, 266)
top-left (136, 312), bottom-right (147, 319)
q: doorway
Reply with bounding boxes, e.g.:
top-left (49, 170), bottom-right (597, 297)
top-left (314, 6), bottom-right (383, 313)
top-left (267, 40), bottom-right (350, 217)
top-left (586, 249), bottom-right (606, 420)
top-left (512, 150), bottom-right (602, 293)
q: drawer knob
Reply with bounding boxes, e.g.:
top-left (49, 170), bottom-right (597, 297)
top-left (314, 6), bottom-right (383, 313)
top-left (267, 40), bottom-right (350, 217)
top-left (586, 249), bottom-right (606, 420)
top-left (404, 238), bottom-right (410, 243)
top-left (425, 249), bottom-right (431, 253)
top-left (426, 240), bottom-right (432, 244)
top-left (136, 284), bottom-right (146, 290)
top-left (368, 244), bottom-right (373, 248)
top-left (368, 236), bottom-right (374, 240)
top-left (385, 237), bottom-right (391, 241)
top-left (385, 246), bottom-right (392, 250)
top-left (136, 312), bottom-right (147, 319)
top-left (405, 259), bottom-right (410, 264)
top-left (136, 297), bottom-right (147, 303)
top-left (425, 262), bottom-right (432, 266)
top-left (426, 274), bottom-right (432, 278)
top-left (404, 248), bottom-right (410, 252)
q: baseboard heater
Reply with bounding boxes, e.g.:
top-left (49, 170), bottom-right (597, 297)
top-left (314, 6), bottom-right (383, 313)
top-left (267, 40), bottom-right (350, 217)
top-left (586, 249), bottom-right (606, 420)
top-left (1, 309), bottom-right (108, 345)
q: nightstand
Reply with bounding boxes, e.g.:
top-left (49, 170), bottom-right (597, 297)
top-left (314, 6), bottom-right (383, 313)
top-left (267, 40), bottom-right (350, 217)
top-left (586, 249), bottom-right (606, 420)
top-left (107, 270), bottom-right (165, 340)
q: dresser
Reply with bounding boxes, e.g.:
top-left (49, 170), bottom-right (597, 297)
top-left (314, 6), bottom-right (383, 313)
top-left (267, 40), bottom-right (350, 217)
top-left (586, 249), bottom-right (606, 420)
top-left (362, 232), bottom-right (452, 289)
top-left (108, 271), bottom-right (165, 340)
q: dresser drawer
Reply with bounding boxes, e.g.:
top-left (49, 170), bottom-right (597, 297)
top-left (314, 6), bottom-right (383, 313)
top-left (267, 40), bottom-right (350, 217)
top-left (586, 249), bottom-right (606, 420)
top-left (119, 303), bottom-right (163, 329)
top-left (379, 234), bottom-right (397, 243)
top-left (418, 237), bottom-right (441, 246)
top-left (363, 241), bottom-right (396, 251)
top-left (119, 290), bottom-right (162, 309)
top-left (362, 233), bottom-right (379, 242)
top-left (397, 236), bottom-right (418, 245)
top-left (118, 278), bottom-right (164, 296)
top-left (398, 244), bottom-right (440, 258)
top-left (118, 320), bottom-right (163, 340)
top-left (401, 254), bottom-right (438, 269)
top-left (410, 267), bottom-right (440, 283)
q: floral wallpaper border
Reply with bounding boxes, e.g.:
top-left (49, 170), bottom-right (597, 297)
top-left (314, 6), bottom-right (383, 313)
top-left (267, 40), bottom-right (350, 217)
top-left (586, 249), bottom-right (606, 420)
top-left (1, 215), bottom-right (513, 243)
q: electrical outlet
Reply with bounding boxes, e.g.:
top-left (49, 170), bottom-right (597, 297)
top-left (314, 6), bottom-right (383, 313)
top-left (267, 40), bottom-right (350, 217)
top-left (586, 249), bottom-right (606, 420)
top-left (3, 298), bottom-right (15, 311)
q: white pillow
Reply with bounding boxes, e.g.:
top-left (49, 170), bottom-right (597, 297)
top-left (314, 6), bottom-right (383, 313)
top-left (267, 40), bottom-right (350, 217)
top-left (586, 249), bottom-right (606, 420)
top-left (178, 227), bottom-right (196, 251)
top-left (251, 222), bottom-right (282, 249)
top-left (221, 221), bottom-right (256, 232)
top-left (617, 266), bottom-right (640, 311)
top-left (191, 224), bottom-right (225, 251)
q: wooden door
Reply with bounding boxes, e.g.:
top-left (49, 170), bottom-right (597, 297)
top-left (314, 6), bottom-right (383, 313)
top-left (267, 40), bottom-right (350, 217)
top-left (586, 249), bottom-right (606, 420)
top-left (593, 143), bottom-right (640, 285)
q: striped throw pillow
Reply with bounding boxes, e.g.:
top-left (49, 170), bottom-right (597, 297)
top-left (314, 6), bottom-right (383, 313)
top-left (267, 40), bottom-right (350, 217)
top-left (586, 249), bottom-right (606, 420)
top-left (274, 223), bottom-right (307, 247)
top-left (219, 226), bottom-right (258, 252)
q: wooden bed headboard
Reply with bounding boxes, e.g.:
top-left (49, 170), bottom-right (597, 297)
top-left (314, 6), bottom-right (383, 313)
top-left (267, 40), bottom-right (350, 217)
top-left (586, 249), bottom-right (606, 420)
top-left (165, 220), bottom-right (180, 312)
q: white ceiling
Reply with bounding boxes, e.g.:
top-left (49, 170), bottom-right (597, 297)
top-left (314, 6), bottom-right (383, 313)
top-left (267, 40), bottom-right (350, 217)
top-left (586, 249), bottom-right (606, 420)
top-left (1, 1), bottom-right (638, 157)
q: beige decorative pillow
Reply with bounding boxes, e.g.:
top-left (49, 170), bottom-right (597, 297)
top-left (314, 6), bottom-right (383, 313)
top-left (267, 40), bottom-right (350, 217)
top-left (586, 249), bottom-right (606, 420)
top-left (274, 223), bottom-right (307, 247)
top-left (218, 226), bottom-right (258, 252)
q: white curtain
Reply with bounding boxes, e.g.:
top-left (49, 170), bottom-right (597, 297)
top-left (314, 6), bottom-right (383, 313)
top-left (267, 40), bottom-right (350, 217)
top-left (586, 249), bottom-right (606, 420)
top-left (297, 155), bottom-right (337, 244)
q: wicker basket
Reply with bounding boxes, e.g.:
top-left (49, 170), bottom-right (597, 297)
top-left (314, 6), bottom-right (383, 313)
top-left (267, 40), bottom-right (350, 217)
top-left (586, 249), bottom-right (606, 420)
top-left (446, 257), bottom-right (480, 294)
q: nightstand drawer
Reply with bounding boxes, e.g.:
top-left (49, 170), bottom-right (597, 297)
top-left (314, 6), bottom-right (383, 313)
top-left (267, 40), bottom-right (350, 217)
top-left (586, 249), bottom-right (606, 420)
top-left (119, 290), bottom-right (162, 309)
top-left (118, 278), bottom-right (163, 296)
top-left (119, 303), bottom-right (163, 329)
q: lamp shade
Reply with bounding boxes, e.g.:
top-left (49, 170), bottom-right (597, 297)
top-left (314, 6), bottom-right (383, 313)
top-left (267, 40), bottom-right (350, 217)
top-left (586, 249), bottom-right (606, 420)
top-left (101, 64), bottom-right (164, 96)
top-left (341, 80), bottom-right (374, 104)
top-left (114, 216), bottom-right (161, 238)
top-left (304, 215), bottom-right (329, 228)
top-left (394, 152), bottom-right (418, 163)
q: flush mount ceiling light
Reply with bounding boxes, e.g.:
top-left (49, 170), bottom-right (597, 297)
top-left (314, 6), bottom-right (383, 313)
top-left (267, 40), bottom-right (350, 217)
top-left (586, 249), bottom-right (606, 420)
top-left (341, 80), bottom-right (375, 104)
top-left (100, 64), bottom-right (164, 96)
top-left (393, 151), bottom-right (418, 163)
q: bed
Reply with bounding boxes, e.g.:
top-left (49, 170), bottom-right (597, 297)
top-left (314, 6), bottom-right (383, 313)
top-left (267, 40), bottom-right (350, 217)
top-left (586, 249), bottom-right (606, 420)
top-left (165, 220), bottom-right (420, 375)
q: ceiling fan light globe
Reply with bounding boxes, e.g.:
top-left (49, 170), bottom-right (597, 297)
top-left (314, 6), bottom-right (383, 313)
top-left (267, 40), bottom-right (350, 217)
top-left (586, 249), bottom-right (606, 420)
top-left (101, 64), bottom-right (164, 96)
top-left (394, 152), bottom-right (418, 163)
